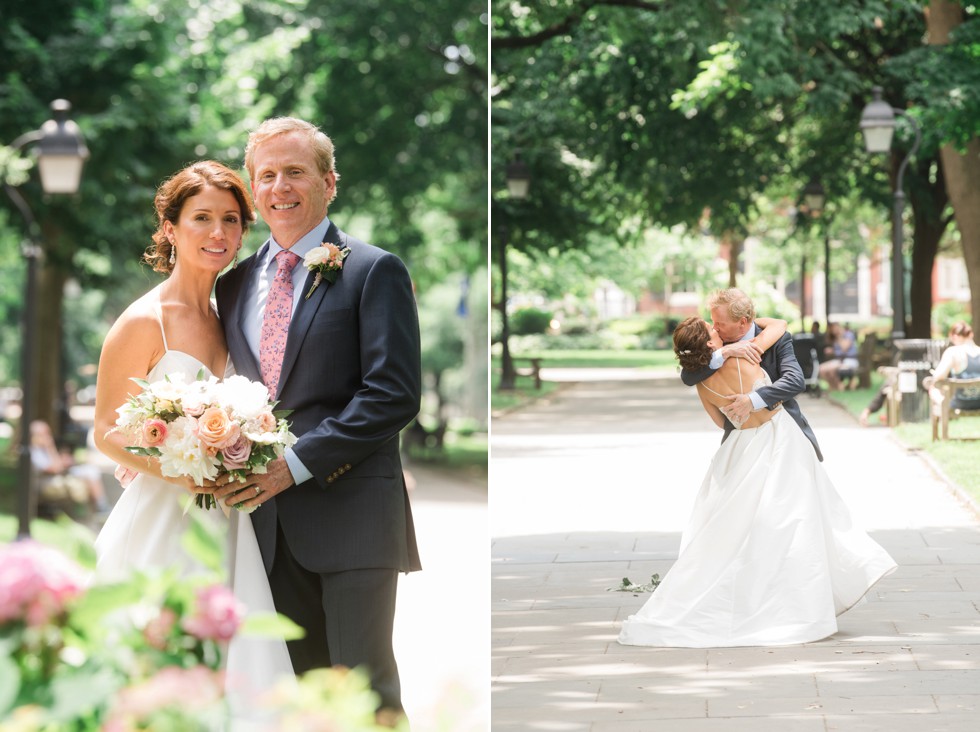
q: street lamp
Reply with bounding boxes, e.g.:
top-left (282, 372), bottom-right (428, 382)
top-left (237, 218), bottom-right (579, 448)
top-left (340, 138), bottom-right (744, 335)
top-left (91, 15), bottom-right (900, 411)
top-left (3, 99), bottom-right (88, 539)
top-left (802, 179), bottom-right (832, 326)
top-left (860, 86), bottom-right (921, 341)
top-left (498, 152), bottom-right (530, 391)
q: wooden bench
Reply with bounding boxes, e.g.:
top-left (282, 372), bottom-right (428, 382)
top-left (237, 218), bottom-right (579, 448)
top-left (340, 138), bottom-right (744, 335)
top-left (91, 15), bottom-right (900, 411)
top-left (513, 357), bottom-right (544, 390)
top-left (930, 377), bottom-right (980, 441)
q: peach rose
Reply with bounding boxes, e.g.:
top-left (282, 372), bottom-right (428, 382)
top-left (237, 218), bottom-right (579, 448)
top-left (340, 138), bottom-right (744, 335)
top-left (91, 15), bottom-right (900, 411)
top-left (196, 407), bottom-right (240, 451)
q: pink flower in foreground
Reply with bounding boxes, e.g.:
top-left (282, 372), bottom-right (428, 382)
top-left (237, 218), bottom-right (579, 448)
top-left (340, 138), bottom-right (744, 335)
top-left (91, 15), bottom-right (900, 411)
top-left (142, 607), bottom-right (178, 650)
top-left (0, 541), bottom-right (85, 627)
top-left (104, 666), bottom-right (224, 727)
top-left (141, 418), bottom-right (168, 447)
top-left (181, 584), bottom-right (245, 642)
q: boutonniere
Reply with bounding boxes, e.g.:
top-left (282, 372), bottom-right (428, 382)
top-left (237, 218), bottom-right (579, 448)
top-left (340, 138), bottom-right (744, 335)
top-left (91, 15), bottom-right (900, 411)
top-left (303, 244), bottom-right (351, 299)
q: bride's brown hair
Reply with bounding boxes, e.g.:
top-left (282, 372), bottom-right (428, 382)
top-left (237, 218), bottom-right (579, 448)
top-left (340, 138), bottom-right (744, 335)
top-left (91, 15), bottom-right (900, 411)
top-left (673, 316), bottom-right (713, 371)
top-left (144, 160), bottom-right (255, 275)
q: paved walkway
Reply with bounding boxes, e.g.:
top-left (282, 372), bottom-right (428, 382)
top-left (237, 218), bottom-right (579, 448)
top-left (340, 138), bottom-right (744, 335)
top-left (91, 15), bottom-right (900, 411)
top-left (491, 370), bottom-right (980, 731)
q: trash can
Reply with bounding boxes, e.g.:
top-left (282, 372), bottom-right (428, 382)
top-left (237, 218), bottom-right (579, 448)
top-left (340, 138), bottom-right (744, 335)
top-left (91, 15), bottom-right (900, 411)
top-left (893, 339), bottom-right (945, 423)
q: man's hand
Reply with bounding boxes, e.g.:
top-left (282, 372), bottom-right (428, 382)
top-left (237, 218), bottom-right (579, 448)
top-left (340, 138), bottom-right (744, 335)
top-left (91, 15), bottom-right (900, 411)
top-left (720, 393), bottom-right (753, 424)
top-left (199, 458), bottom-right (295, 511)
top-left (720, 341), bottom-right (762, 364)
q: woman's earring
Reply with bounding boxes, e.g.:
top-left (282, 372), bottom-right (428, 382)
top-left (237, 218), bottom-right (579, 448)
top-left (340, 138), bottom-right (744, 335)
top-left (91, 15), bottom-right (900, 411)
top-left (233, 247), bottom-right (240, 269)
top-left (169, 245), bottom-right (176, 265)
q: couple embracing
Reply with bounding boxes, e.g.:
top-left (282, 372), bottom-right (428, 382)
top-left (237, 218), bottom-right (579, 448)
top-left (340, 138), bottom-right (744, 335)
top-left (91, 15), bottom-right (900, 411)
top-left (93, 117), bottom-right (420, 726)
top-left (619, 289), bottom-right (896, 648)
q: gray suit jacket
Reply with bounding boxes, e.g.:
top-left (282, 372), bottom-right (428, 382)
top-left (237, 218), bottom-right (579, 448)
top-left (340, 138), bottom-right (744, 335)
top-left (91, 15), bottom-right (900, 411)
top-left (681, 324), bottom-right (823, 461)
top-left (215, 222), bottom-right (423, 574)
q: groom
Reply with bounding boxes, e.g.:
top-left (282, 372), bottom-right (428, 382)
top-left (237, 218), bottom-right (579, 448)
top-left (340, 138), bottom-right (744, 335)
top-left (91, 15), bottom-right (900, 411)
top-left (681, 288), bottom-right (823, 461)
top-left (211, 116), bottom-right (422, 717)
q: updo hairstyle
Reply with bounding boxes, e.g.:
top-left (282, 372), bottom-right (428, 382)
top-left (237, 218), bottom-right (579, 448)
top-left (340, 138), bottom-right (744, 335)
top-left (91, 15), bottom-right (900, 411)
top-left (673, 316), bottom-right (713, 372)
top-left (949, 321), bottom-right (974, 340)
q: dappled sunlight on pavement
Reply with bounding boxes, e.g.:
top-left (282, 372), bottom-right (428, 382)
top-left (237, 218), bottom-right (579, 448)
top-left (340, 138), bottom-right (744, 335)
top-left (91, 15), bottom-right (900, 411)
top-left (491, 370), bottom-right (980, 731)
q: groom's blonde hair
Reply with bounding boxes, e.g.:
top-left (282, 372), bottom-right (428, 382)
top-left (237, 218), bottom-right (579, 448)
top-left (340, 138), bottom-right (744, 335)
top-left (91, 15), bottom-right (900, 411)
top-left (708, 288), bottom-right (755, 322)
top-left (244, 117), bottom-right (340, 204)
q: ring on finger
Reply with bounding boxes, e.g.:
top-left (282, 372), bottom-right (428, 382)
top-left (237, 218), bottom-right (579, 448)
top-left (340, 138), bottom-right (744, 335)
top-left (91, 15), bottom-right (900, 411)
top-left (254, 485), bottom-right (261, 496)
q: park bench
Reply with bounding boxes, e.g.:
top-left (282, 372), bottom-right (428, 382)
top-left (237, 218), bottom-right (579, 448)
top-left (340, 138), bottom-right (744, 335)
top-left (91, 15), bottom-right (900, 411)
top-left (513, 357), bottom-right (544, 390)
top-left (930, 377), bottom-right (980, 441)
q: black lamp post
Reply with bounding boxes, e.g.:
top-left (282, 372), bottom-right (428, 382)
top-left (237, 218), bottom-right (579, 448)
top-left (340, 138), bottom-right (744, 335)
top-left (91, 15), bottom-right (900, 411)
top-left (802, 179), bottom-right (831, 327)
top-left (3, 99), bottom-right (88, 539)
top-left (498, 152), bottom-right (530, 391)
top-left (860, 86), bottom-right (921, 341)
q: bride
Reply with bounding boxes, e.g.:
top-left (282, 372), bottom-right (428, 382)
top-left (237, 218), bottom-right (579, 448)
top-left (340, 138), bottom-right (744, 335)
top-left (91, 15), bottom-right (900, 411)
top-left (92, 161), bottom-right (293, 723)
top-left (618, 315), bottom-right (896, 648)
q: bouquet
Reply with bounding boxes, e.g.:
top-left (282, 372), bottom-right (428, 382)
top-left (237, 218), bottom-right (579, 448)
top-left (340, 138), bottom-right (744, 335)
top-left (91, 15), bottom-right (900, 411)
top-left (113, 372), bottom-right (296, 509)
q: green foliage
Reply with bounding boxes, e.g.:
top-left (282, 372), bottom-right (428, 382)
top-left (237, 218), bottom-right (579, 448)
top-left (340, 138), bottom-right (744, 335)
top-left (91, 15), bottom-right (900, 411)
top-left (932, 300), bottom-right (972, 337)
top-left (0, 0), bottom-right (487, 415)
top-left (510, 307), bottom-right (553, 335)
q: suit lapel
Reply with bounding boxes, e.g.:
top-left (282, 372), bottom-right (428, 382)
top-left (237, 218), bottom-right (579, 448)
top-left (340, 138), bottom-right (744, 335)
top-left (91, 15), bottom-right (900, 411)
top-left (275, 224), bottom-right (347, 399)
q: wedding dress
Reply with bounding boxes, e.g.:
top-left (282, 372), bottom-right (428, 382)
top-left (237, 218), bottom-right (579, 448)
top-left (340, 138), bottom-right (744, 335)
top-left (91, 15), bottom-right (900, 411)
top-left (94, 307), bottom-right (293, 730)
top-left (618, 369), bottom-right (897, 648)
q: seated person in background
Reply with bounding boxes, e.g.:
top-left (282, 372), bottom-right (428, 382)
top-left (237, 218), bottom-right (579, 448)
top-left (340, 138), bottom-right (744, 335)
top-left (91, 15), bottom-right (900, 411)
top-left (30, 420), bottom-right (107, 515)
top-left (924, 321), bottom-right (980, 410)
top-left (819, 322), bottom-right (859, 391)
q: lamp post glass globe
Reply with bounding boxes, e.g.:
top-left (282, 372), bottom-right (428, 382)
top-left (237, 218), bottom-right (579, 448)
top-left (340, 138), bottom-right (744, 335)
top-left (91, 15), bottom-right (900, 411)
top-left (860, 86), bottom-right (896, 154)
top-left (499, 152), bottom-right (531, 391)
top-left (803, 179), bottom-right (826, 214)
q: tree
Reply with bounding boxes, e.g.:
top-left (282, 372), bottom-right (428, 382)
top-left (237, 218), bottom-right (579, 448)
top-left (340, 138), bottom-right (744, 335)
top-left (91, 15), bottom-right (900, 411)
top-left (1, 0), bottom-right (488, 436)
top-left (491, 0), bottom-right (973, 337)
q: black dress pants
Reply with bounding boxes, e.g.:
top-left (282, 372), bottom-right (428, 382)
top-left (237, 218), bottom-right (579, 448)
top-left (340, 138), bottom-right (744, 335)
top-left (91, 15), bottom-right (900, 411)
top-left (268, 521), bottom-right (402, 712)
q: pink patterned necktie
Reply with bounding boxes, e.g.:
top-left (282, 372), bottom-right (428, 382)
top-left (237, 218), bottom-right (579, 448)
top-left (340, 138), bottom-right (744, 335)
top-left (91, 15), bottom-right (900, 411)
top-left (260, 250), bottom-right (302, 398)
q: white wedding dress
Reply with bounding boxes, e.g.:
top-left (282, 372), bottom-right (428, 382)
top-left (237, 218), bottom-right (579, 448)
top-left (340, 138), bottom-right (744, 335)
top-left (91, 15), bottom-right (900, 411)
top-left (94, 319), bottom-right (294, 730)
top-left (619, 373), bottom-right (897, 648)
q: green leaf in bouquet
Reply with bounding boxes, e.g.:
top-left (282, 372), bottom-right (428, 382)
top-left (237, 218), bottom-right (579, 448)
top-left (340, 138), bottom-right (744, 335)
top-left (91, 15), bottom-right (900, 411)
top-left (129, 377), bottom-right (152, 390)
top-left (181, 515), bottom-right (225, 575)
top-left (240, 611), bottom-right (306, 641)
top-left (273, 408), bottom-right (294, 420)
top-left (126, 446), bottom-right (162, 457)
top-left (196, 367), bottom-right (207, 380)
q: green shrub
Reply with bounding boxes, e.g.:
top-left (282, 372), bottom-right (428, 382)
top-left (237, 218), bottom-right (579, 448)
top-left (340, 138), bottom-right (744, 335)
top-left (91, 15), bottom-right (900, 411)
top-left (510, 307), bottom-right (553, 335)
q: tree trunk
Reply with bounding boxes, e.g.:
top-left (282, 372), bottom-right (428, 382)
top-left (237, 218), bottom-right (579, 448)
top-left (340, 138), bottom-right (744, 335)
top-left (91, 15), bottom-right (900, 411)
top-left (908, 157), bottom-right (950, 337)
top-left (35, 222), bottom-right (67, 442)
top-left (928, 0), bottom-right (980, 330)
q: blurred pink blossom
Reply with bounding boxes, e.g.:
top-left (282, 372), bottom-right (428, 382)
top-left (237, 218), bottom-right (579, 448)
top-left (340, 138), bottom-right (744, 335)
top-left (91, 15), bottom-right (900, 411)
top-left (103, 666), bottom-right (224, 729)
top-left (0, 541), bottom-right (85, 627)
top-left (181, 584), bottom-right (245, 642)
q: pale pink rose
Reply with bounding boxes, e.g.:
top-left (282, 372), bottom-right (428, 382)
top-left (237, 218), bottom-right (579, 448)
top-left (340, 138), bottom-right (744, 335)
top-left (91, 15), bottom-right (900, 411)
top-left (181, 393), bottom-right (209, 417)
top-left (181, 584), bottom-right (245, 642)
top-left (221, 433), bottom-right (253, 470)
top-left (253, 410), bottom-right (277, 434)
top-left (106, 666), bottom-right (224, 723)
top-left (304, 243), bottom-right (341, 268)
top-left (142, 607), bottom-right (178, 649)
top-left (141, 418), bottom-right (168, 447)
top-left (0, 541), bottom-right (85, 627)
top-left (196, 407), bottom-right (240, 451)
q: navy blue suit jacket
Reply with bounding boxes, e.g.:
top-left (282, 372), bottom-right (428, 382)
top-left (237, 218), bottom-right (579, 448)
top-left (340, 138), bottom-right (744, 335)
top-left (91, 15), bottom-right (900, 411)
top-left (681, 324), bottom-right (823, 461)
top-left (215, 222), bottom-right (422, 574)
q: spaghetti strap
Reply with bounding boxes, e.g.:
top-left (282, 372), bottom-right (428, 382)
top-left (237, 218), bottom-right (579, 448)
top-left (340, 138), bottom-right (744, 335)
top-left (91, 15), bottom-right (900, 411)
top-left (699, 358), bottom-right (745, 400)
top-left (153, 298), bottom-right (169, 352)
